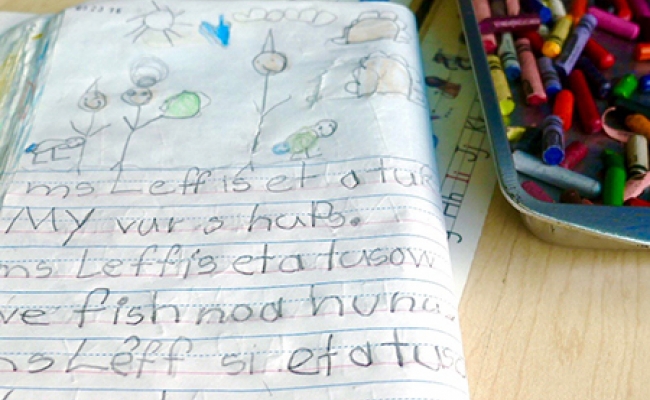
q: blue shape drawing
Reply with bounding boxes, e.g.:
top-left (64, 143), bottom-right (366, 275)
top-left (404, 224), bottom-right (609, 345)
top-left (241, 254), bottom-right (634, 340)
top-left (200, 15), bottom-right (231, 46)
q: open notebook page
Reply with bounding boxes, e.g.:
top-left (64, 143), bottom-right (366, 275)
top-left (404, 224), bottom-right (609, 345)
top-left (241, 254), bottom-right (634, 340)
top-left (0, 2), bottom-right (469, 399)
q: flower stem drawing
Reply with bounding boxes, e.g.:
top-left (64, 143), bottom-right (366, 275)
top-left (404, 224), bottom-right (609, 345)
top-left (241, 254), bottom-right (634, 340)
top-left (71, 79), bottom-right (110, 174)
top-left (250, 30), bottom-right (290, 157)
top-left (112, 56), bottom-right (210, 192)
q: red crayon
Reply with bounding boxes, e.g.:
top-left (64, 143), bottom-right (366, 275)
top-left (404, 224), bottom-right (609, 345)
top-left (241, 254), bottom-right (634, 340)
top-left (636, 43), bottom-right (650, 61)
top-left (560, 141), bottom-right (588, 169)
top-left (625, 198), bottom-right (650, 207)
top-left (568, 70), bottom-right (602, 134)
top-left (553, 89), bottom-right (574, 131)
top-left (571, 0), bottom-right (588, 23)
top-left (612, 0), bottom-right (633, 20)
top-left (583, 38), bottom-right (616, 70)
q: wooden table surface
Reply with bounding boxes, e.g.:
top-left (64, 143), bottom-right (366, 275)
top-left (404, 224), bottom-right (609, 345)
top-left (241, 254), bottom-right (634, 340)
top-left (3, 1), bottom-right (650, 399)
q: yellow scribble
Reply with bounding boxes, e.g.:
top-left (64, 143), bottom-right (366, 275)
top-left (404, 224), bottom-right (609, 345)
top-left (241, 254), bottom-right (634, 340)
top-left (32, 33), bottom-right (43, 40)
top-left (0, 53), bottom-right (20, 108)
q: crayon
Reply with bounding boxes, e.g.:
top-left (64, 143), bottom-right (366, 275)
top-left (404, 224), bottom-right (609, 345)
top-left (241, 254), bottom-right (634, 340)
top-left (603, 149), bottom-right (626, 206)
top-left (635, 43), bottom-right (650, 61)
top-left (625, 134), bottom-right (649, 179)
top-left (479, 15), bottom-right (541, 34)
top-left (555, 13), bottom-right (597, 78)
top-left (625, 198), bottom-right (650, 207)
top-left (576, 56), bottom-right (611, 99)
top-left (512, 126), bottom-right (542, 153)
top-left (547, 0), bottom-right (567, 20)
top-left (506, 0), bottom-right (520, 15)
top-left (553, 89), bottom-right (574, 131)
top-left (498, 32), bottom-right (521, 80)
top-left (625, 114), bottom-right (650, 139)
top-left (560, 141), bottom-right (588, 169)
top-left (612, 0), bottom-right (632, 20)
top-left (583, 38), bottom-right (616, 69)
top-left (571, 0), bottom-right (588, 24)
top-left (490, 0), bottom-right (508, 17)
top-left (541, 115), bottom-right (565, 165)
top-left (473, 0), bottom-right (498, 52)
top-left (587, 6), bottom-right (639, 39)
top-left (512, 150), bottom-right (602, 198)
top-left (518, 30), bottom-right (544, 55)
top-left (560, 188), bottom-right (594, 204)
top-left (507, 126), bottom-right (528, 141)
top-left (538, 56), bottom-right (562, 96)
top-left (516, 37), bottom-right (547, 105)
top-left (521, 180), bottom-right (555, 202)
top-left (542, 15), bottom-right (572, 58)
top-left (568, 69), bottom-right (602, 134)
top-left (612, 73), bottom-right (638, 99)
top-left (488, 54), bottom-right (516, 115)
top-left (520, 0), bottom-right (553, 24)
top-left (639, 74), bottom-right (650, 93)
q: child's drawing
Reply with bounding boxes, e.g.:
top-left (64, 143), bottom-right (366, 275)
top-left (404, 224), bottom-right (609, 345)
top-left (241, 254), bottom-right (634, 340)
top-left (26, 79), bottom-right (110, 172)
top-left (200, 15), bottom-right (231, 46)
top-left (331, 11), bottom-right (409, 45)
top-left (273, 119), bottom-right (338, 160)
top-left (113, 56), bottom-right (210, 185)
top-left (425, 75), bottom-right (461, 99)
top-left (233, 8), bottom-right (336, 26)
top-left (126, 0), bottom-right (190, 46)
top-left (250, 30), bottom-right (291, 156)
top-left (25, 137), bottom-right (84, 164)
top-left (345, 52), bottom-right (424, 105)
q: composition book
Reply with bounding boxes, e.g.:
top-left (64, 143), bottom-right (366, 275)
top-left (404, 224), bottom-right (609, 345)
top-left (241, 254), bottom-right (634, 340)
top-left (0, 1), bottom-right (469, 399)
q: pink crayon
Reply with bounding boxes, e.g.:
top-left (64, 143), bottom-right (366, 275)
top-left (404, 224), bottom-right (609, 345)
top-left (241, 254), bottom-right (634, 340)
top-left (506, 0), bottom-right (520, 15)
top-left (588, 6), bottom-right (640, 40)
top-left (522, 181), bottom-right (555, 202)
top-left (515, 37), bottom-right (547, 106)
top-left (474, 0), bottom-right (498, 52)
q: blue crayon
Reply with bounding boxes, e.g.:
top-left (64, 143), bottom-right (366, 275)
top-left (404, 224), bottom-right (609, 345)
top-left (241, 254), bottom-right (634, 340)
top-left (639, 74), bottom-right (650, 93)
top-left (498, 32), bottom-right (521, 80)
top-left (537, 56), bottom-right (562, 96)
top-left (555, 14), bottom-right (597, 78)
top-left (576, 56), bottom-right (611, 99)
top-left (541, 115), bottom-right (565, 165)
top-left (520, 0), bottom-right (553, 24)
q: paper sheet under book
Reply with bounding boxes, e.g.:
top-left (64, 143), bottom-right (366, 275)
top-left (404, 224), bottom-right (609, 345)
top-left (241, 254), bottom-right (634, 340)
top-left (422, 0), bottom-right (497, 297)
top-left (0, 1), bottom-right (469, 399)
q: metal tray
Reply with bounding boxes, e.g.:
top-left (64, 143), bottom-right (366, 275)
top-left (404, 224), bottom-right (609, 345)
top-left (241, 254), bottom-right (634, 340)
top-left (456, 0), bottom-right (650, 249)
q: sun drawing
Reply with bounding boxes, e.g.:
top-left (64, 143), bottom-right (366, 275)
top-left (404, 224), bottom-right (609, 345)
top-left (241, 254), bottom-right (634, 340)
top-left (125, 1), bottom-right (190, 46)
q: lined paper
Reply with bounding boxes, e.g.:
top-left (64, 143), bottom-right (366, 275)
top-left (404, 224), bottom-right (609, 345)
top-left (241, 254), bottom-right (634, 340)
top-left (0, 2), bottom-right (469, 398)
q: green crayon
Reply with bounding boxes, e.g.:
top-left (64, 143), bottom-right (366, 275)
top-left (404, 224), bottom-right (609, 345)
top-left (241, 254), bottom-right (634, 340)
top-left (603, 149), bottom-right (626, 206)
top-left (612, 73), bottom-right (638, 99)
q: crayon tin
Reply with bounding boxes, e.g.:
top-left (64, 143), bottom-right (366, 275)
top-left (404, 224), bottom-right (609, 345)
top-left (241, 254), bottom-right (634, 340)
top-left (458, 0), bottom-right (650, 248)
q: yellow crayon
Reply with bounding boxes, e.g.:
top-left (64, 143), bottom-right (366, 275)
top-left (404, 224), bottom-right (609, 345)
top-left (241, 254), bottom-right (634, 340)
top-left (487, 54), bottom-right (515, 116)
top-left (542, 16), bottom-right (573, 58)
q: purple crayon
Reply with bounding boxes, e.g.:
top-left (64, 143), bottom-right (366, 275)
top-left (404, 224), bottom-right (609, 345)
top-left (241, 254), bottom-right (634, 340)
top-left (555, 13), bottom-right (597, 78)
top-left (479, 15), bottom-right (541, 34)
top-left (587, 6), bottom-right (639, 40)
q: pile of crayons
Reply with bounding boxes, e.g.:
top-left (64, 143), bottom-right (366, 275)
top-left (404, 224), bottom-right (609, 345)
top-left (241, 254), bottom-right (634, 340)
top-left (474, 0), bottom-right (650, 206)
